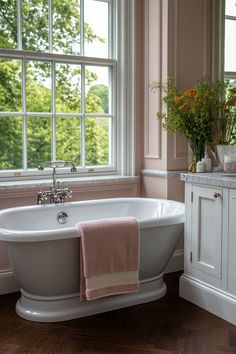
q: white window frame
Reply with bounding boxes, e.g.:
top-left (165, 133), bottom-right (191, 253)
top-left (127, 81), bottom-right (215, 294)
top-left (0, 0), bottom-right (136, 181)
top-left (212, 0), bottom-right (236, 82)
top-left (224, 1), bottom-right (236, 82)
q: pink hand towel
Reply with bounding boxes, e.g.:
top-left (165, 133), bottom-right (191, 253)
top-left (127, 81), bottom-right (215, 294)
top-left (76, 217), bottom-right (140, 301)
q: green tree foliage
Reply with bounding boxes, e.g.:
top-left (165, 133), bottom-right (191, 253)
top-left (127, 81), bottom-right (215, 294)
top-left (0, 59), bottom-right (21, 112)
top-left (56, 63), bottom-right (81, 113)
top-left (27, 116), bottom-right (52, 168)
top-left (26, 61), bottom-right (51, 112)
top-left (22, 0), bottom-right (49, 52)
top-left (0, 0), bottom-right (17, 49)
top-left (56, 117), bottom-right (81, 165)
top-left (88, 84), bottom-right (109, 113)
top-left (0, 0), bottom-right (109, 170)
top-left (0, 116), bottom-right (22, 169)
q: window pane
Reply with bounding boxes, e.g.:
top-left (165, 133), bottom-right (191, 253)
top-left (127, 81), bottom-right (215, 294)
top-left (0, 0), bottom-right (17, 49)
top-left (56, 117), bottom-right (81, 166)
top-left (22, 0), bottom-right (49, 52)
top-left (53, 0), bottom-right (80, 55)
top-left (26, 61), bottom-right (51, 112)
top-left (85, 66), bottom-right (110, 114)
top-left (85, 117), bottom-right (111, 166)
top-left (226, 0), bottom-right (236, 17)
top-left (56, 63), bottom-right (81, 113)
top-left (84, 0), bottom-right (109, 58)
top-left (27, 116), bottom-right (52, 168)
top-left (226, 78), bottom-right (236, 87)
top-left (225, 19), bottom-right (236, 72)
top-left (0, 58), bottom-right (22, 112)
top-left (0, 116), bottom-right (22, 169)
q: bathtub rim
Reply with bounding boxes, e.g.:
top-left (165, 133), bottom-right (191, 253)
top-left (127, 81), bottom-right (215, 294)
top-left (0, 197), bottom-right (185, 242)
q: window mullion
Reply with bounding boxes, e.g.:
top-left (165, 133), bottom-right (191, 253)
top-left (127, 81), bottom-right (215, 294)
top-left (17, 0), bottom-right (22, 50)
top-left (225, 15), bottom-right (236, 21)
top-left (48, 0), bottom-right (53, 52)
top-left (80, 0), bottom-right (84, 56)
top-left (22, 58), bottom-right (27, 170)
top-left (0, 49), bottom-right (116, 66)
top-left (225, 72), bottom-right (236, 78)
top-left (110, 64), bottom-right (116, 167)
top-left (52, 60), bottom-right (56, 161)
top-left (81, 63), bottom-right (85, 168)
top-left (108, 0), bottom-right (113, 59)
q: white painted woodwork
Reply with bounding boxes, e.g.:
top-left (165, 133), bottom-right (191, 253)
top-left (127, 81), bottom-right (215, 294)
top-left (191, 185), bottom-right (222, 279)
top-left (179, 182), bottom-right (236, 325)
top-left (144, 0), bottom-right (162, 160)
top-left (228, 189), bottom-right (236, 296)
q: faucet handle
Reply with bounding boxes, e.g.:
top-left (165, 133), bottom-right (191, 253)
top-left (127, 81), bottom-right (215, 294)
top-left (41, 191), bottom-right (48, 200)
top-left (37, 190), bottom-right (48, 204)
top-left (70, 165), bottom-right (77, 172)
top-left (67, 189), bottom-right (73, 198)
top-left (64, 187), bottom-right (72, 197)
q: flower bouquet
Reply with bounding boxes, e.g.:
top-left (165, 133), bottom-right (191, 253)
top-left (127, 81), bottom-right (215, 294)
top-left (150, 77), bottom-right (236, 172)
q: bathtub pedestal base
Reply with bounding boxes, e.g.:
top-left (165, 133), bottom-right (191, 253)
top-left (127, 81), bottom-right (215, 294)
top-left (16, 274), bottom-right (166, 322)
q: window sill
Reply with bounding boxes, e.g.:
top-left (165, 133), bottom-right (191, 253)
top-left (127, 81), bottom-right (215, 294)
top-left (0, 175), bottom-right (139, 191)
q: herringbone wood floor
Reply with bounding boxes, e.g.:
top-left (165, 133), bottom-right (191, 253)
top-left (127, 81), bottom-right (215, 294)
top-left (0, 272), bottom-right (236, 354)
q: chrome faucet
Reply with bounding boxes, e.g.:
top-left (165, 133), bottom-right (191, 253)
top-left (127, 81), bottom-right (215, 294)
top-left (37, 160), bottom-right (77, 204)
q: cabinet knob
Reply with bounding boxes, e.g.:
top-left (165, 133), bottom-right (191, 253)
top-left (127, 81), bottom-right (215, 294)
top-left (213, 192), bottom-right (221, 199)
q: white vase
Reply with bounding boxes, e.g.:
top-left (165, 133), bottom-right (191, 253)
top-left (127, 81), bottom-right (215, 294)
top-left (215, 145), bottom-right (236, 169)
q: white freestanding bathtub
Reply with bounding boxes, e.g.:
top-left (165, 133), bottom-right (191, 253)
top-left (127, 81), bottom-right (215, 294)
top-left (0, 197), bottom-right (184, 322)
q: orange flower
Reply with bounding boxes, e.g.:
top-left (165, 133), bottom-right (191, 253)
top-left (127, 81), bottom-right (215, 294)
top-left (179, 103), bottom-right (187, 110)
top-left (189, 89), bottom-right (197, 96)
top-left (183, 90), bottom-right (189, 97)
top-left (183, 89), bottom-right (197, 97)
top-left (175, 96), bottom-right (182, 103)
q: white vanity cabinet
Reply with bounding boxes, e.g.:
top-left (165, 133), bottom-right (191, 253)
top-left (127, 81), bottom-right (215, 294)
top-left (180, 173), bottom-right (236, 325)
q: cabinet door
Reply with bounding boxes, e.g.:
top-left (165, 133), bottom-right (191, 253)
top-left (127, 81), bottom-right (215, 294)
top-left (192, 185), bottom-right (222, 279)
top-left (228, 189), bottom-right (236, 295)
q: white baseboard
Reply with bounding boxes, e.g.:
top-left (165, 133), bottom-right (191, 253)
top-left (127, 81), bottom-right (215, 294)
top-left (0, 269), bottom-right (20, 295)
top-left (180, 274), bottom-right (236, 326)
top-left (165, 250), bottom-right (184, 274)
top-left (0, 251), bottom-right (184, 296)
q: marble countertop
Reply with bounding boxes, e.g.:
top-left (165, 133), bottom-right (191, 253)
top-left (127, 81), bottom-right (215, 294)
top-left (181, 172), bottom-right (236, 188)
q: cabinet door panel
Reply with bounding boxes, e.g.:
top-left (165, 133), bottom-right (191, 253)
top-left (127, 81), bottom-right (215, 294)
top-left (192, 186), bottom-right (222, 278)
top-left (228, 189), bottom-right (236, 295)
